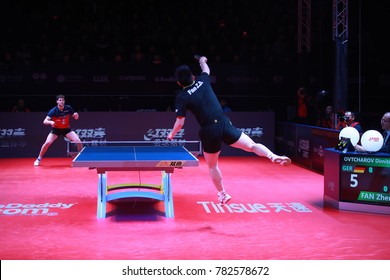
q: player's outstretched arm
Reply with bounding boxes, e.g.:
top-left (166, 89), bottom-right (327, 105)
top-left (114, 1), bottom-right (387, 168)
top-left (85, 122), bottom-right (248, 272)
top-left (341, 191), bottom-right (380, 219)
top-left (167, 116), bottom-right (185, 140)
top-left (199, 56), bottom-right (210, 75)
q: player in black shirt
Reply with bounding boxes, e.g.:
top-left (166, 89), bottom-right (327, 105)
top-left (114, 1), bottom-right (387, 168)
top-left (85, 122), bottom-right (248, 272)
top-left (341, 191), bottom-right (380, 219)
top-left (167, 56), bottom-right (291, 205)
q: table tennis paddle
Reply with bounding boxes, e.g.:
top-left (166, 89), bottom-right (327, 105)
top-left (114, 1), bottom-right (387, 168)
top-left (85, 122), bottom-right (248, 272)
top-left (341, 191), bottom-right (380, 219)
top-left (194, 55), bottom-right (202, 60)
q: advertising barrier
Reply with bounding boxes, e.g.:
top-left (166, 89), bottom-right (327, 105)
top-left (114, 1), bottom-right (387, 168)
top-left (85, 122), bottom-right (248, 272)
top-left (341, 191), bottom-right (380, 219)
top-left (275, 122), bottom-right (340, 172)
top-left (0, 112), bottom-right (275, 158)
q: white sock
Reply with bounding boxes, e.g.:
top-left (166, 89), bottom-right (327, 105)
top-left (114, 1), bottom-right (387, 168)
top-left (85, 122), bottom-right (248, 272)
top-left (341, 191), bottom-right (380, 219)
top-left (218, 190), bottom-right (226, 196)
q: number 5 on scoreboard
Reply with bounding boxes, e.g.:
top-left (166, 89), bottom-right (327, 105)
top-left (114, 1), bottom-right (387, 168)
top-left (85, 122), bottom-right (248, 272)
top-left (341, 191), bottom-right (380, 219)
top-left (350, 174), bottom-right (358, 188)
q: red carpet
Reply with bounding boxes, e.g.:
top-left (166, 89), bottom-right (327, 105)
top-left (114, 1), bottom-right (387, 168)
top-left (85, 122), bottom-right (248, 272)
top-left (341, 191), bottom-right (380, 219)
top-left (0, 157), bottom-right (389, 260)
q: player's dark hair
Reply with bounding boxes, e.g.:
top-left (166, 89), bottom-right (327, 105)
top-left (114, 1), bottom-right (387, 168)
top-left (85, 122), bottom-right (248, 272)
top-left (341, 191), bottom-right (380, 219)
top-left (56, 94), bottom-right (65, 100)
top-left (175, 65), bottom-right (193, 87)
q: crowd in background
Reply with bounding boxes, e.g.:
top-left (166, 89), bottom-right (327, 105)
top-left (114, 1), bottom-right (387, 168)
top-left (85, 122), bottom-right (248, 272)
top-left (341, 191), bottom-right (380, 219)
top-left (0, 0), bottom-right (312, 116)
top-left (0, 0), bottom-right (298, 69)
top-left (1, 1), bottom-right (385, 131)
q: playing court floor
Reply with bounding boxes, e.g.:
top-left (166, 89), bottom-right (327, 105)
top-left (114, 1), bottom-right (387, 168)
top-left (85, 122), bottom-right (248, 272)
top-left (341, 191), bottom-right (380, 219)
top-left (1, 156), bottom-right (389, 260)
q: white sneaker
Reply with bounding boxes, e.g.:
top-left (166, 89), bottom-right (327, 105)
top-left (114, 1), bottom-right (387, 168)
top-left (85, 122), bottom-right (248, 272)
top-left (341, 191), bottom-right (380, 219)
top-left (218, 191), bottom-right (231, 206)
top-left (269, 154), bottom-right (291, 166)
top-left (34, 159), bottom-right (41, 166)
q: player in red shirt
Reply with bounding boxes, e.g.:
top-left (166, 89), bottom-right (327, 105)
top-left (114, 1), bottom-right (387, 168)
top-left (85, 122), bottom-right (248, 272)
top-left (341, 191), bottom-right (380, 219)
top-left (34, 95), bottom-right (83, 166)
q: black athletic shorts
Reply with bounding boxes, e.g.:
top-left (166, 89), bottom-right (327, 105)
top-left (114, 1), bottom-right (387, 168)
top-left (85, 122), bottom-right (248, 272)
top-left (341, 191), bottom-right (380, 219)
top-left (199, 116), bottom-right (242, 153)
top-left (51, 128), bottom-right (72, 136)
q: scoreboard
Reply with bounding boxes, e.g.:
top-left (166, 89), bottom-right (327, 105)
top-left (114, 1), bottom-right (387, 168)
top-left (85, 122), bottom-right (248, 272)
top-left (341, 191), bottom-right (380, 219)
top-left (324, 148), bottom-right (390, 215)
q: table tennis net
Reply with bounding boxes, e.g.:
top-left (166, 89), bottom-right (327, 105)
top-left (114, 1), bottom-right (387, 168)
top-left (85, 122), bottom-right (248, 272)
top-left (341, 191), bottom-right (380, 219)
top-left (65, 139), bottom-right (202, 157)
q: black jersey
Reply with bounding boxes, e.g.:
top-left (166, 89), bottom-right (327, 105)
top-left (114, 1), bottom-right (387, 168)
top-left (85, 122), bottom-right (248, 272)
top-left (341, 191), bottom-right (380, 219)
top-left (175, 72), bottom-right (224, 127)
top-left (174, 72), bottom-right (241, 153)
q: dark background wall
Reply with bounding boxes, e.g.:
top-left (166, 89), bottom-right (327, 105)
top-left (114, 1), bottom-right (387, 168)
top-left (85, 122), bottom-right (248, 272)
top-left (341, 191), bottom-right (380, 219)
top-left (0, 1), bottom-right (388, 128)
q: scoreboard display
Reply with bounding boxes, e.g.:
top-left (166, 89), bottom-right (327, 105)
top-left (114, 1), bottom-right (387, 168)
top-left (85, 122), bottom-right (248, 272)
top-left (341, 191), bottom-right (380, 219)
top-left (324, 148), bottom-right (390, 214)
top-left (340, 154), bottom-right (390, 206)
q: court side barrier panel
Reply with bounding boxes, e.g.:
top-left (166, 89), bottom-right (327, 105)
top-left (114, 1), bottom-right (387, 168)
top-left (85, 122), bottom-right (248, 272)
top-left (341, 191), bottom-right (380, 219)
top-left (275, 121), bottom-right (340, 173)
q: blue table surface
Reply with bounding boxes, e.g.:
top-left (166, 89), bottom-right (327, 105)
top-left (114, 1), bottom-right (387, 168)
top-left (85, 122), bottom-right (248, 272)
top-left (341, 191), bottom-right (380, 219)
top-left (74, 146), bottom-right (197, 162)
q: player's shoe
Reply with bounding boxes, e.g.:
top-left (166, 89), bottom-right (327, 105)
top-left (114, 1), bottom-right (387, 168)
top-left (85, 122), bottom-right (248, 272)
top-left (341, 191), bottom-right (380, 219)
top-left (218, 191), bottom-right (231, 206)
top-left (269, 154), bottom-right (291, 166)
top-left (34, 159), bottom-right (41, 166)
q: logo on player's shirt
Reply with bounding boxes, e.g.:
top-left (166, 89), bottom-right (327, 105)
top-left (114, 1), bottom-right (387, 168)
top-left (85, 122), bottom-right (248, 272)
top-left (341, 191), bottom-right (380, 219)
top-left (187, 81), bottom-right (203, 95)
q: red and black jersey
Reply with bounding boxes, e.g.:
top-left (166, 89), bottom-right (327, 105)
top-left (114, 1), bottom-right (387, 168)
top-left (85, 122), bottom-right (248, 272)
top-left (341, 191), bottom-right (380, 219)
top-left (47, 105), bottom-right (75, 129)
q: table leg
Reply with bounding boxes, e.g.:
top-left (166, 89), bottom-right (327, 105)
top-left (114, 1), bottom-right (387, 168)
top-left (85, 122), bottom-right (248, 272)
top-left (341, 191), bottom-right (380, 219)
top-left (97, 172), bottom-right (107, 218)
top-left (162, 171), bottom-right (174, 218)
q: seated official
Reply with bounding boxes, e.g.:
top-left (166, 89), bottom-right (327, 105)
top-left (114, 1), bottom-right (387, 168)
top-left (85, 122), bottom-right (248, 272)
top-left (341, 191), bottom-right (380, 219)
top-left (355, 112), bottom-right (390, 153)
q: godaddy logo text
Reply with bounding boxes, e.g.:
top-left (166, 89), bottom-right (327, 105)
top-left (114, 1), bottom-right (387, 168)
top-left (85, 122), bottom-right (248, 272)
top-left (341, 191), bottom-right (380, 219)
top-left (0, 202), bottom-right (75, 216)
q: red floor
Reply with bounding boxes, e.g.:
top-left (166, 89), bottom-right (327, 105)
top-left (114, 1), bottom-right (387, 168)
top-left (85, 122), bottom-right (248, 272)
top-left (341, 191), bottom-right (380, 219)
top-left (0, 157), bottom-right (389, 260)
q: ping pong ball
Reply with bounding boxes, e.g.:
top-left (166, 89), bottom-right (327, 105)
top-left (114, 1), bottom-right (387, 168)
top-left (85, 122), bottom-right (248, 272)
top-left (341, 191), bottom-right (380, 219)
top-left (361, 130), bottom-right (384, 152)
top-left (339, 127), bottom-right (360, 146)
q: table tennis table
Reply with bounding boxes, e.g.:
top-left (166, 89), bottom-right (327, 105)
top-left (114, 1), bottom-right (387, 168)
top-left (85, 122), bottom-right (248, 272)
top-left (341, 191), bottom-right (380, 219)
top-left (72, 143), bottom-right (199, 218)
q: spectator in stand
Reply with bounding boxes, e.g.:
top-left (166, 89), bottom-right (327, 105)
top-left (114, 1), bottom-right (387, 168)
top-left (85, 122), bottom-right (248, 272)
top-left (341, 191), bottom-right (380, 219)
top-left (295, 87), bottom-right (309, 124)
top-left (317, 105), bottom-right (335, 129)
top-left (11, 98), bottom-right (31, 112)
top-left (1, 52), bottom-right (14, 70)
top-left (219, 99), bottom-right (232, 112)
